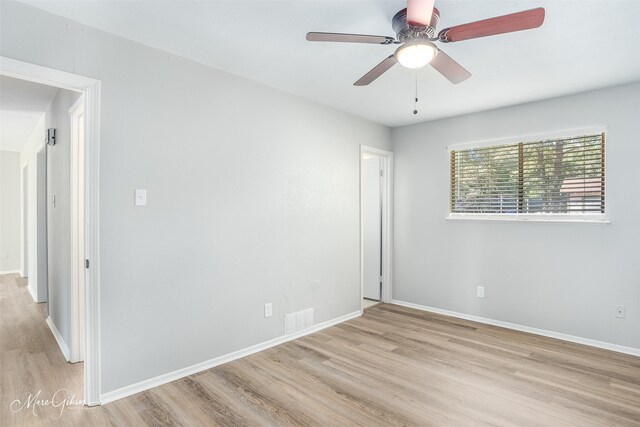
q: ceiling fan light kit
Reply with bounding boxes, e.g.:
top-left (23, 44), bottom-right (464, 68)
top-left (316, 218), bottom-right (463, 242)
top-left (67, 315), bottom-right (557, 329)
top-left (306, 0), bottom-right (545, 88)
top-left (395, 39), bottom-right (438, 69)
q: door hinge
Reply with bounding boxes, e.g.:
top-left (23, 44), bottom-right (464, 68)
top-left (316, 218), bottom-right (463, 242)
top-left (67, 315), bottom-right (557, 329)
top-left (379, 276), bottom-right (383, 284)
top-left (380, 169), bottom-right (384, 177)
top-left (85, 259), bottom-right (90, 269)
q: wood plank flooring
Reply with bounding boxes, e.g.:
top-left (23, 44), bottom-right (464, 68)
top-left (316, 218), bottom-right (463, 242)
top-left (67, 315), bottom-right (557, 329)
top-left (2, 272), bottom-right (639, 426)
top-left (0, 273), bottom-right (110, 426)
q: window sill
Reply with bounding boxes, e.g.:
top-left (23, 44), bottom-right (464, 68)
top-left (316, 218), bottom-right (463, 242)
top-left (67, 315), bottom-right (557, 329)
top-left (446, 215), bottom-right (611, 224)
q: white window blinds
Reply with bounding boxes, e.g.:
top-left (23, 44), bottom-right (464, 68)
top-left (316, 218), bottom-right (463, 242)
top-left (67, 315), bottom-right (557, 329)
top-left (450, 133), bottom-right (605, 215)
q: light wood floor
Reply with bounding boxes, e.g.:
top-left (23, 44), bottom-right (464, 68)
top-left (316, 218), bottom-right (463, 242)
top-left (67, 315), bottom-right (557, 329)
top-left (0, 273), bottom-right (110, 426)
top-left (363, 298), bottom-right (381, 309)
top-left (2, 273), bottom-right (640, 426)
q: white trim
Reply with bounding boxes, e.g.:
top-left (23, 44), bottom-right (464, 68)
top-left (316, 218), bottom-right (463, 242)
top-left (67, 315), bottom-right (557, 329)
top-left (0, 269), bottom-right (22, 275)
top-left (360, 146), bottom-right (394, 309)
top-left (101, 310), bottom-right (362, 404)
top-left (69, 96), bottom-right (86, 364)
top-left (83, 67), bottom-right (102, 407)
top-left (446, 214), bottom-right (610, 224)
top-left (27, 283), bottom-right (38, 302)
top-left (360, 146), bottom-right (394, 158)
top-left (391, 300), bottom-right (640, 357)
top-left (1, 56), bottom-right (102, 406)
top-left (446, 126), bottom-right (607, 151)
top-left (0, 56), bottom-right (100, 92)
top-left (21, 162), bottom-right (29, 280)
top-left (46, 316), bottom-right (70, 361)
top-left (68, 96), bottom-right (84, 116)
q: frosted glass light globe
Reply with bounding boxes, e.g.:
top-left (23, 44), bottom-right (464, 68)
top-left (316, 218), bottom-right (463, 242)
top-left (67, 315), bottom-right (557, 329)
top-left (395, 40), bottom-right (438, 69)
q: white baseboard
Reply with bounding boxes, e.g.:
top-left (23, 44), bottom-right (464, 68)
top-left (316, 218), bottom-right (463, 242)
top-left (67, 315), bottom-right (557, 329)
top-left (46, 316), bottom-right (70, 361)
top-left (27, 284), bottom-right (38, 303)
top-left (391, 300), bottom-right (640, 357)
top-left (101, 310), bottom-right (363, 404)
top-left (0, 269), bottom-right (21, 275)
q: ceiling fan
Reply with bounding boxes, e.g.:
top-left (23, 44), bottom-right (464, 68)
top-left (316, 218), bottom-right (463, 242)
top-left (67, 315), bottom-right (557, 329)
top-left (306, 0), bottom-right (545, 86)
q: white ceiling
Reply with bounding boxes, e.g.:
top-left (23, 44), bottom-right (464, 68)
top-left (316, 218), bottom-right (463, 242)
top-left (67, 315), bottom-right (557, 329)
top-left (20, 0), bottom-right (640, 127)
top-left (0, 76), bottom-right (58, 152)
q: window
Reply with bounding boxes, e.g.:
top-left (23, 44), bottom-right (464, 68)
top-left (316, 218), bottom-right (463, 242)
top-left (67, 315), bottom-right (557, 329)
top-left (450, 132), bottom-right (606, 220)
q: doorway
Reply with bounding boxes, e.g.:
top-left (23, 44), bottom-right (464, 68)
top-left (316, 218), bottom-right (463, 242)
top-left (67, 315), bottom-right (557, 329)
top-left (362, 154), bottom-right (382, 303)
top-left (360, 146), bottom-right (393, 311)
top-left (1, 56), bottom-right (102, 405)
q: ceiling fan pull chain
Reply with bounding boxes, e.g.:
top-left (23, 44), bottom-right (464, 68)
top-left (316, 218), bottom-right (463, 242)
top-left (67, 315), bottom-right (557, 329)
top-left (413, 71), bottom-right (419, 115)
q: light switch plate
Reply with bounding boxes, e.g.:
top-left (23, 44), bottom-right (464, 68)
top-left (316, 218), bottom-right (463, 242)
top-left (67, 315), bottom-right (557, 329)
top-left (135, 189), bottom-right (147, 206)
top-left (264, 303), bottom-right (272, 318)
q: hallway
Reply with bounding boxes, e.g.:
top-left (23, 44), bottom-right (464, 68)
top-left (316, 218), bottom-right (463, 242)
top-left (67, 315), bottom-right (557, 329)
top-left (0, 273), bottom-right (109, 426)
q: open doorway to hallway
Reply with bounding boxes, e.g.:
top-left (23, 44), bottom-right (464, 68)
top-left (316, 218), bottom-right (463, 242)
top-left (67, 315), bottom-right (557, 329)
top-left (1, 55), bottom-right (102, 408)
top-left (0, 74), bottom-right (89, 419)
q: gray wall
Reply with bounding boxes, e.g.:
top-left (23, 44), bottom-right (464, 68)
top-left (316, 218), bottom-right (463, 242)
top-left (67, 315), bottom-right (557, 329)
top-left (0, 1), bottom-right (391, 394)
top-left (46, 88), bottom-right (81, 347)
top-left (0, 150), bottom-right (21, 272)
top-left (392, 82), bottom-right (640, 350)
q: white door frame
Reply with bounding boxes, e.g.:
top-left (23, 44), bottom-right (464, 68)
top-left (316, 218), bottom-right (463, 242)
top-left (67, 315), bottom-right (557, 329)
top-left (360, 145), bottom-right (393, 310)
top-left (69, 96), bottom-right (85, 363)
top-left (0, 56), bottom-right (102, 405)
top-left (21, 163), bottom-right (29, 279)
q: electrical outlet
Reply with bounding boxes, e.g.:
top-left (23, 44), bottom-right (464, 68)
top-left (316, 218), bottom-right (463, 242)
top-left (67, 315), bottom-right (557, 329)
top-left (616, 305), bottom-right (625, 319)
top-left (477, 286), bottom-right (485, 298)
top-left (264, 303), bottom-right (272, 318)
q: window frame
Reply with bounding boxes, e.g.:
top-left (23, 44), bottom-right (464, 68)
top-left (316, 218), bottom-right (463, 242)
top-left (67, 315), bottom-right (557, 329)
top-left (447, 127), bottom-right (610, 224)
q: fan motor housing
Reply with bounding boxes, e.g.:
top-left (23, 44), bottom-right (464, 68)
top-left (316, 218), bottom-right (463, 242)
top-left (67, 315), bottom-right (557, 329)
top-left (392, 7), bottom-right (440, 42)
